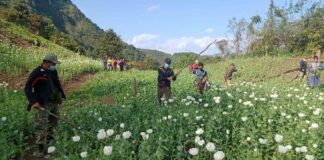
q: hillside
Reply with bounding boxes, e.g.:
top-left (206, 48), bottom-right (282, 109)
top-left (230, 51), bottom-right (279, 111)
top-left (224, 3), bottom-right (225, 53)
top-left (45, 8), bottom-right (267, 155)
top-left (0, 0), bottom-right (172, 60)
top-left (0, 0), bottom-right (104, 54)
top-left (0, 17), bottom-right (102, 84)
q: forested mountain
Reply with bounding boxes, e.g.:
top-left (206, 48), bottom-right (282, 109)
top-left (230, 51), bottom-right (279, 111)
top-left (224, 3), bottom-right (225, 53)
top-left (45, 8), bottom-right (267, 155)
top-left (0, 0), bottom-right (172, 61)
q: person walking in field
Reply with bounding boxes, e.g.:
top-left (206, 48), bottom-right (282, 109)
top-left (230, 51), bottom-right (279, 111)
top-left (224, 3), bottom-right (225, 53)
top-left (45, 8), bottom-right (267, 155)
top-left (113, 58), bottom-right (118, 71)
top-left (189, 60), bottom-right (199, 73)
top-left (193, 62), bottom-right (209, 94)
top-left (102, 56), bottom-right (107, 70)
top-left (157, 58), bottom-right (177, 103)
top-left (24, 54), bottom-right (66, 158)
top-left (107, 57), bottom-right (113, 71)
top-left (308, 55), bottom-right (324, 88)
top-left (224, 63), bottom-right (237, 86)
top-left (292, 58), bottom-right (307, 81)
top-left (119, 58), bottom-right (125, 71)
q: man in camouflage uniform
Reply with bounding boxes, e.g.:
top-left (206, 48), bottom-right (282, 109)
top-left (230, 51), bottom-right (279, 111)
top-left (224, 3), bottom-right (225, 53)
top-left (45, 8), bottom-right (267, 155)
top-left (157, 58), bottom-right (177, 103)
top-left (24, 54), bottom-right (65, 158)
top-left (224, 63), bottom-right (237, 86)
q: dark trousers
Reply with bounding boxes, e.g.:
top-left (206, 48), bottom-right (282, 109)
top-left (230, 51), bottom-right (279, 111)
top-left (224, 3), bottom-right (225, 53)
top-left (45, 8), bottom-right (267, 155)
top-left (157, 86), bottom-right (171, 103)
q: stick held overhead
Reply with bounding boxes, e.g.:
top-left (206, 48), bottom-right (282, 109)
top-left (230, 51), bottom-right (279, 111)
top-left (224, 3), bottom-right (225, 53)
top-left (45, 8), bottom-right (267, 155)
top-left (175, 39), bottom-right (218, 75)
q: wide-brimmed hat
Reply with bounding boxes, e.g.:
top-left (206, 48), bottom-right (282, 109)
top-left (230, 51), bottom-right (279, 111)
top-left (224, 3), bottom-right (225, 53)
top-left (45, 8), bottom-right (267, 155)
top-left (43, 54), bottom-right (61, 64)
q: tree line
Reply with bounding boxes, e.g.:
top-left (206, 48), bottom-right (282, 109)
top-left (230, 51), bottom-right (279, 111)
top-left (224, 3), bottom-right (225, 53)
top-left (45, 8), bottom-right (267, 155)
top-left (219, 0), bottom-right (323, 57)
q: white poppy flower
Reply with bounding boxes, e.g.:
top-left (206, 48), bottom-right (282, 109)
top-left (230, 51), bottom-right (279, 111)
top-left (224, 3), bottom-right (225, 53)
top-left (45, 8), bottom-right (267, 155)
top-left (195, 116), bottom-right (203, 121)
top-left (72, 135), bottom-right (80, 142)
top-left (298, 113), bottom-right (305, 118)
top-left (188, 148), bottom-right (199, 156)
top-left (197, 140), bottom-right (205, 146)
top-left (97, 129), bottom-right (107, 140)
top-left (213, 151), bottom-right (225, 160)
top-left (103, 146), bottom-right (113, 156)
top-left (278, 145), bottom-right (287, 153)
top-left (259, 138), bottom-right (267, 144)
top-left (47, 146), bottom-right (56, 153)
top-left (122, 131), bottom-right (132, 139)
top-left (300, 146), bottom-right (308, 152)
top-left (194, 136), bottom-right (201, 143)
top-left (1, 117), bottom-right (6, 122)
top-left (313, 108), bottom-right (321, 115)
top-left (115, 134), bottom-right (120, 140)
top-left (309, 123), bottom-right (319, 129)
top-left (313, 144), bottom-right (318, 148)
top-left (183, 113), bottom-right (189, 117)
top-left (305, 155), bottom-right (314, 160)
top-left (274, 134), bottom-right (283, 143)
top-left (120, 123), bottom-right (125, 128)
top-left (146, 129), bottom-right (153, 134)
top-left (80, 151), bottom-right (87, 158)
top-left (205, 142), bottom-right (216, 152)
top-left (195, 128), bottom-right (204, 135)
top-left (241, 117), bottom-right (248, 122)
top-left (106, 129), bottom-right (114, 137)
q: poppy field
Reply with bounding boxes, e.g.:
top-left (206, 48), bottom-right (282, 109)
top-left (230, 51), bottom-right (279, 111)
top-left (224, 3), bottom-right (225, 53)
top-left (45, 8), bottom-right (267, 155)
top-left (1, 57), bottom-right (324, 159)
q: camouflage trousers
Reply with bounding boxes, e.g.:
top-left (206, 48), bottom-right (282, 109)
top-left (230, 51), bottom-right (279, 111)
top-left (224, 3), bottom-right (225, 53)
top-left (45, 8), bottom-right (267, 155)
top-left (35, 103), bottom-right (59, 148)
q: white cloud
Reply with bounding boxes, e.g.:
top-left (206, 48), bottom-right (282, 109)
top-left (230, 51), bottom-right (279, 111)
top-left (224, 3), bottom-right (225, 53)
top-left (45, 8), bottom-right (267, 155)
top-left (130, 33), bottom-right (158, 47)
top-left (194, 36), bottom-right (214, 48)
top-left (205, 28), bottom-right (214, 33)
top-left (157, 36), bottom-right (219, 54)
top-left (147, 4), bottom-right (160, 12)
top-left (128, 35), bottom-right (228, 54)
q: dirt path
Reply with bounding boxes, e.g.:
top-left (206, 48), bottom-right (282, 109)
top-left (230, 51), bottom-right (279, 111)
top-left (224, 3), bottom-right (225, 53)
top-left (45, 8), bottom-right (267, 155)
top-left (0, 72), bottom-right (95, 95)
top-left (0, 72), bottom-right (28, 89)
top-left (62, 73), bottom-right (94, 95)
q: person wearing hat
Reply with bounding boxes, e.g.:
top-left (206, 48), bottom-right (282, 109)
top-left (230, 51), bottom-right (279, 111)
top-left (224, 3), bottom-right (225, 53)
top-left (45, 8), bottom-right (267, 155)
top-left (157, 58), bottom-right (177, 103)
top-left (224, 63), bottom-right (237, 86)
top-left (24, 53), bottom-right (66, 158)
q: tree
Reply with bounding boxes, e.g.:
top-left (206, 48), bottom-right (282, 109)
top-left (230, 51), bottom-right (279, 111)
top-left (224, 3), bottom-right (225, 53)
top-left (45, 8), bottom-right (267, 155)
top-left (100, 29), bottom-right (124, 58)
top-left (228, 17), bottom-right (247, 55)
top-left (262, 0), bottom-right (277, 56)
top-left (6, 3), bottom-right (30, 24)
top-left (216, 39), bottom-right (230, 56)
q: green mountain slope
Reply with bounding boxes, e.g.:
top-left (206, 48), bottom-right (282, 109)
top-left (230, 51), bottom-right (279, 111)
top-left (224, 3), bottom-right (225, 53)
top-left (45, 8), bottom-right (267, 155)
top-left (1, 0), bottom-right (104, 55)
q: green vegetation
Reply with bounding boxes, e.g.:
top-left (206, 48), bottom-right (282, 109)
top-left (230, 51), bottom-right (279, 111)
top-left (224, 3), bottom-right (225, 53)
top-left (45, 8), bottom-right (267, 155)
top-left (223, 0), bottom-right (323, 56)
top-left (1, 57), bottom-right (324, 159)
top-left (0, 18), bottom-right (102, 80)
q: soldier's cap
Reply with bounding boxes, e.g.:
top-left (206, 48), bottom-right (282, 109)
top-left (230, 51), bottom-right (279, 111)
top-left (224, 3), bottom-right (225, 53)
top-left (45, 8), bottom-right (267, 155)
top-left (165, 58), bottom-right (172, 64)
top-left (43, 54), bottom-right (61, 64)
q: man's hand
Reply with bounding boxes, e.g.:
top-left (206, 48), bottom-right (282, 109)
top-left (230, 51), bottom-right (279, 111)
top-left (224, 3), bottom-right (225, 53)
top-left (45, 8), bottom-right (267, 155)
top-left (32, 102), bottom-right (41, 109)
top-left (167, 77), bottom-right (173, 81)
